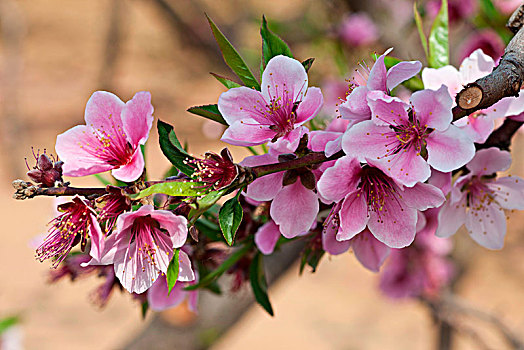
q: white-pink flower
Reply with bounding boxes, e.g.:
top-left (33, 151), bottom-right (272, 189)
top-left (88, 205), bottom-right (191, 294)
top-left (317, 156), bottom-right (445, 248)
top-left (342, 87), bottom-right (475, 187)
top-left (56, 91), bottom-right (154, 182)
top-left (147, 271), bottom-right (198, 312)
top-left (436, 148), bottom-right (524, 250)
top-left (422, 49), bottom-right (524, 143)
top-left (219, 55), bottom-right (323, 150)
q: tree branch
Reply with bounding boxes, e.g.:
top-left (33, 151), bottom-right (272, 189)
top-left (452, 4), bottom-right (524, 121)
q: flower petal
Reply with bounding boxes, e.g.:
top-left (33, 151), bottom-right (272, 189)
top-left (338, 191), bottom-right (368, 240)
top-left (338, 86), bottom-right (371, 122)
top-left (151, 209), bottom-right (189, 249)
top-left (270, 181), bottom-right (319, 238)
top-left (255, 220), bottom-right (281, 255)
top-left (296, 87), bottom-right (323, 124)
top-left (177, 250), bottom-right (195, 282)
top-left (386, 60), bottom-right (422, 91)
top-left (401, 182), bottom-right (445, 210)
top-left (421, 66), bottom-right (461, 97)
top-left (488, 176), bottom-right (524, 210)
top-left (322, 223), bottom-right (351, 255)
top-left (317, 156), bottom-right (362, 203)
top-left (241, 153), bottom-right (283, 201)
top-left (351, 230), bottom-right (391, 272)
top-left (147, 275), bottom-right (186, 311)
top-left (367, 51), bottom-right (389, 91)
top-left (84, 91), bottom-right (125, 133)
top-left (367, 90), bottom-right (409, 126)
top-left (111, 148), bottom-right (145, 182)
top-left (459, 49), bottom-right (495, 84)
top-left (426, 125), bottom-right (475, 172)
top-left (122, 91), bottom-right (154, 146)
top-left (368, 197), bottom-right (417, 248)
top-left (342, 120), bottom-right (394, 162)
top-left (454, 113), bottom-right (494, 143)
top-left (114, 241), bottom-right (158, 294)
top-left (261, 55), bottom-right (308, 102)
top-left (435, 192), bottom-right (467, 238)
top-left (221, 120), bottom-right (276, 147)
top-left (466, 202), bottom-right (506, 250)
top-left (465, 147), bottom-right (511, 176)
top-left (217, 87), bottom-right (267, 125)
top-left (410, 85), bottom-right (453, 131)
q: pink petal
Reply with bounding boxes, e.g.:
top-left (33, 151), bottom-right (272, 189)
top-left (114, 241), bottom-right (159, 294)
top-left (428, 170), bottom-right (452, 196)
top-left (338, 86), bottom-right (371, 122)
top-left (488, 176), bottom-right (524, 210)
top-left (367, 50), bottom-right (389, 91)
top-left (177, 250), bottom-right (195, 282)
top-left (151, 209), bottom-right (189, 249)
top-left (308, 131), bottom-right (341, 153)
top-left (458, 49), bottom-right (495, 84)
top-left (410, 85), bottom-right (453, 131)
top-left (465, 147), bottom-right (511, 176)
top-left (401, 183), bottom-right (445, 210)
top-left (426, 125), bottom-right (475, 172)
top-left (147, 275), bottom-right (186, 311)
top-left (268, 125), bottom-right (307, 153)
top-left (56, 125), bottom-right (114, 177)
top-left (218, 87), bottom-right (267, 125)
top-left (122, 91), bottom-right (154, 146)
top-left (373, 145), bottom-right (431, 188)
top-left (386, 60), bottom-right (422, 91)
top-left (322, 223), bottom-right (351, 255)
top-left (87, 213), bottom-right (105, 262)
top-left (84, 91), bottom-right (125, 133)
top-left (367, 90), bottom-right (409, 126)
top-left (421, 66), bottom-right (461, 97)
top-left (325, 136), bottom-right (343, 157)
top-left (261, 55), bottom-right (308, 102)
top-left (435, 192), bottom-right (467, 238)
top-left (255, 220), bottom-right (281, 255)
top-left (351, 230), bottom-right (391, 272)
top-left (221, 120), bottom-right (276, 147)
top-left (317, 156), bottom-right (361, 203)
top-left (326, 118), bottom-right (350, 132)
top-left (295, 87), bottom-right (323, 124)
top-left (466, 202), bottom-right (506, 250)
top-left (338, 191), bottom-right (368, 240)
top-left (270, 181), bottom-right (319, 238)
top-left (342, 120), bottom-right (394, 162)
top-left (241, 153), bottom-right (283, 201)
top-left (454, 113), bottom-right (494, 143)
top-left (111, 148), bottom-right (145, 182)
top-left (368, 198), bottom-right (418, 248)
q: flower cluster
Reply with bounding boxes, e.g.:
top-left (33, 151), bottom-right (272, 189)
top-left (19, 35), bottom-right (524, 314)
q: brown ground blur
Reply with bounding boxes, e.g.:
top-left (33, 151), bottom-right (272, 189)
top-left (1, 1), bottom-right (524, 349)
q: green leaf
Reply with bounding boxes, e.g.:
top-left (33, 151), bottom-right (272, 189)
top-left (428, 0), bottom-right (449, 68)
top-left (211, 73), bottom-right (242, 89)
top-left (206, 15), bottom-right (260, 90)
top-left (260, 15), bottom-right (293, 69)
top-left (132, 181), bottom-right (207, 199)
top-left (413, 2), bottom-right (429, 60)
top-left (157, 120), bottom-right (195, 176)
top-left (185, 243), bottom-right (252, 290)
top-left (141, 301), bottom-right (149, 319)
top-left (0, 316), bottom-right (19, 335)
top-left (250, 254), bottom-right (274, 316)
top-left (187, 104), bottom-right (227, 126)
top-left (301, 58), bottom-right (315, 72)
top-left (94, 174), bottom-right (112, 186)
top-left (188, 189), bottom-right (227, 225)
top-left (218, 193), bottom-right (243, 246)
top-left (166, 249), bottom-right (180, 294)
top-left (479, 0), bottom-right (500, 22)
top-left (299, 244), bottom-right (325, 275)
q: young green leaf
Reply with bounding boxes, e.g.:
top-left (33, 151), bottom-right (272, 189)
top-left (206, 15), bottom-right (260, 90)
top-left (413, 2), bottom-right (429, 60)
top-left (250, 253), bottom-right (274, 316)
top-left (210, 73), bottom-right (242, 89)
top-left (132, 181), bottom-right (207, 199)
top-left (187, 104), bottom-right (227, 125)
top-left (218, 194), bottom-right (243, 246)
top-left (428, 0), bottom-right (449, 68)
top-left (157, 120), bottom-right (195, 176)
top-left (301, 58), bottom-right (315, 72)
top-left (141, 301), bottom-right (149, 319)
top-left (260, 15), bottom-right (293, 68)
top-left (166, 249), bottom-right (180, 294)
top-left (0, 316), bottom-right (19, 335)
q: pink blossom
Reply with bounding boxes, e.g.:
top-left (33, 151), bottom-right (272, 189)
top-left (342, 87), bottom-right (475, 187)
top-left (317, 156), bottom-right (445, 248)
top-left (423, 49), bottom-right (524, 143)
top-left (36, 196), bottom-right (103, 268)
top-left (436, 148), bottom-right (524, 250)
top-left (147, 260), bottom-right (198, 312)
top-left (55, 91), bottom-right (154, 182)
top-left (458, 30), bottom-right (505, 64)
top-left (254, 220), bottom-right (281, 255)
top-left (379, 209), bottom-right (454, 299)
top-left (219, 55), bottom-right (323, 150)
top-left (88, 205), bottom-right (191, 293)
top-left (338, 49), bottom-right (422, 125)
top-left (338, 13), bottom-right (379, 47)
top-left (96, 187), bottom-right (132, 233)
top-left (241, 144), bottom-right (319, 239)
top-left (186, 148), bottom-right (238, 190)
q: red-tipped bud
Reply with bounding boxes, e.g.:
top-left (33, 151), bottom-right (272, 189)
top-left (26, 149), bottom-right (63, 187)
top-left (187, 148), bottom-right (239, 190)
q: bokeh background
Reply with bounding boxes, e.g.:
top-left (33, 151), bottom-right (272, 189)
top-left (1, 0), bottom-right (524, 349)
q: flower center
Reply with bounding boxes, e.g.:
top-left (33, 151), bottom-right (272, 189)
top-left (359, 166), bottom-right (403, 222)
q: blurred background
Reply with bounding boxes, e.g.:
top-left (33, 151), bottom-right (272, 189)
top-left (1, 0), bottom-right (523, 349)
